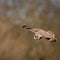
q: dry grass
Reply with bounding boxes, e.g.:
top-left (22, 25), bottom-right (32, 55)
top-left (0, 0), bottom-right (60, 60)
top-left (0, 19), bottom-right (59, 60)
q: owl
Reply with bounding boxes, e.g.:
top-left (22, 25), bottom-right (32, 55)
top-left (22, 25), bottom-right (57, 42)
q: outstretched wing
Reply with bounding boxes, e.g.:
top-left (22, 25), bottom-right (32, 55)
top-left (22, 25), bottom-right (32, 29)
top-left (22, 25), bottom-right (38, 34)
top-left (29, 28), bottom-right (38, 34)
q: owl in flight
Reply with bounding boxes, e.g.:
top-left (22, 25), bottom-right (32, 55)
top-left (22, 25), bottom-right (57, 42)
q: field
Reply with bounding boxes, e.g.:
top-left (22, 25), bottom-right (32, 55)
top-left (0, 0), bottom-right (60, 60)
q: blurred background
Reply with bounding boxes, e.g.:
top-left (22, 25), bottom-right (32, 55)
top-left (0, 0), bottom-right (60, 60)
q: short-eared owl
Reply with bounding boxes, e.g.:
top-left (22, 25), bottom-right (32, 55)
top-left (22, 25), bottom-right (57, 42)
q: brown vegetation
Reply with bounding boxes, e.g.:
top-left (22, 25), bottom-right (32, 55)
top-left (0, 0), bottom-right (60, 60)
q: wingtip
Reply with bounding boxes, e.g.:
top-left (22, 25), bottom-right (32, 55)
top-left (50, 39), bottom-right (57, 42)
top-left (22, 25), bottom-right (27, 28)
top-left (45, 37), bottom-right (57, 42)
top-left (22, 25), bottom-right (32, 29)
